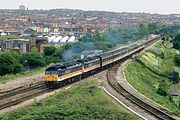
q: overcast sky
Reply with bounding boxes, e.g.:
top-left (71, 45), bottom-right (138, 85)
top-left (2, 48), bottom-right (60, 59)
top-left (0, 0), bottom-right (179, 14)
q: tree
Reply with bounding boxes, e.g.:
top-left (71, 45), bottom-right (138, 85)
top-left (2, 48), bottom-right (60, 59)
top-left (174, 55), bottom-right (180, 66)
top-left (138, 24), bottom-right (148, 36)
top-left (0, 53), bottom-right (23, 76)
top-left (173, 33), bottom-right (180, 50)
top-left (44, 46), bottom-right (56, 56)
top-left (54, 45), bottom-right (70, 59)
top-left (148, 23), bottom-right (157, 33)
top-left (44, 56), bottom-right (60, 64)
top-left (21, 52), bottom-right (45, 68)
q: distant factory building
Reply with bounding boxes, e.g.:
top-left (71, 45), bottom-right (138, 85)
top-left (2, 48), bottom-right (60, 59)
top-left (1, 39), bottom-right (30, 53)
top-left (46, 35), bottom-right (77, 47)
top-left (19, 5), bottom-right (26, 10)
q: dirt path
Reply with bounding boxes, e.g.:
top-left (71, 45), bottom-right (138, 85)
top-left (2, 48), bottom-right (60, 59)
top-left (0, 73), bottom-right (44, 93)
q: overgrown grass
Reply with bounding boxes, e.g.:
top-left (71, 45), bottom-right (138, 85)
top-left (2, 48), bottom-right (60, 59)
top-left (125, 41), bottom-right (180, 116)
top-left (0, 80), bottom-right (138, 120)
top-left (0, 67), bottom-right (46, 84)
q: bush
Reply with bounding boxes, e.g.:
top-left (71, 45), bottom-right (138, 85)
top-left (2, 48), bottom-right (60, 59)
top-left (157, 87), bottom-right (168, 96)
top-left (174, 55), bottom-right (180, 66)
top-left (44, 56), bottom-right (60, 64)
top-left (173, 33), bottom-right (180, 50)
top-left (0, 53), bottom-right (23, 76)
top-left (44, 46), bottom-right (56, 56)
top-left (157, 80), bottom-right (168, 96)
top-left (21, 52), bottom-right (45, 68)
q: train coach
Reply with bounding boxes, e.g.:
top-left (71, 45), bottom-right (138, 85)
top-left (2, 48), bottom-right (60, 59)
top-left (44, 35), bottom-right (161, 88)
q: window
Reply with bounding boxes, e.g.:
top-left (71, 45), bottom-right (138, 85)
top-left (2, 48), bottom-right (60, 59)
top-left (45, 71), bottom-right (58, 75)
top-left (65, 70), bottom-right (71, 74)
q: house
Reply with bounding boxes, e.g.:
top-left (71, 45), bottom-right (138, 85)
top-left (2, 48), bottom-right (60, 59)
top-left (23, 28), bottom-right (36, 36)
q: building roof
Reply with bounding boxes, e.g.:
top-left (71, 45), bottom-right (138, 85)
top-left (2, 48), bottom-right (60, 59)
top-left (3, 39), bottom-right (30, 42)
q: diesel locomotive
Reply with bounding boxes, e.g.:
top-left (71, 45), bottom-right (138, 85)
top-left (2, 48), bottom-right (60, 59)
top-left (44, 35), bottom-right (161, 88)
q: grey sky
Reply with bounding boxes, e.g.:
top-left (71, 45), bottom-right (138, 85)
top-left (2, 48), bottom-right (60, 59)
top-left (0, 0), bottom-right (179, 14)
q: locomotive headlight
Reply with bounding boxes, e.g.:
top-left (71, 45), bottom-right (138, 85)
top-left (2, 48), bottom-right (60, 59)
top-left (44, 75), bottom-right (58, 81)
top-left (44, 76), bottom-right (48, 80)
top-left (53, 75), bottom-right (58, 80)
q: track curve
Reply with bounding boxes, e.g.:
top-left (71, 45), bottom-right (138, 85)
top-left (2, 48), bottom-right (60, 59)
top-left (107, 64), bottom-right (176, 120)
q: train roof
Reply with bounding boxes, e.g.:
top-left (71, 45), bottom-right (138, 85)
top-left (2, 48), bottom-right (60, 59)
top-left (100, 47), bottom-right (127, 58)
top-left (100, 43), bottom-right (138, 58)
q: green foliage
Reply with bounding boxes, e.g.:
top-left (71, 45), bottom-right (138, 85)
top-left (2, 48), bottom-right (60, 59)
top-left (1, 80), bottom-right (138, 120)
top-left (0, 53), bottom-right (23, 76)
top-left (150, 42), bottom-right (176, 77)
top-left (43, 45), bottom-right (71, 64)
top-left (44, 46), bottom-right (57, 56)
top-left (21, 52), bottom-right (45, 68)
top-left (159, 25), bottom-right (180, 37)
top-left (0, 35), bottom-right (18, 41)
top-left (44, 56), bottom-right (60, 64)
top-left (157, 80), bottom-right (168, 96)
top-left (174, 55), bottom-right (180, 66)
top-left (173, 33), bottom-right (180, 50)
top-left (30, 47), bottom-right (38, 53)
top-left (54, 45), bottom-right (70, 58)
top-left (125, 42), bottom-right (180, 116)
top-left (138, 23), bottom-right (148, 36)
top-left (148, 22), bottom-right (157, 33)
top-left (162, 37), bottom-right (166, 41)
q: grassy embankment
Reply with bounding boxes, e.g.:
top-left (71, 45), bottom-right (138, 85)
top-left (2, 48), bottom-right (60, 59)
top-left (0, 67), bottom-right (46, 84)
top-left (0, 80), bottom-right (138, 120)
top-left (125, 41), bottom-right (180, 116)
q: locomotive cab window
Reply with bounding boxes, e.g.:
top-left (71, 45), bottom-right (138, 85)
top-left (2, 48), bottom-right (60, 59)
top-left (45, 71), bottom-right (58, 75)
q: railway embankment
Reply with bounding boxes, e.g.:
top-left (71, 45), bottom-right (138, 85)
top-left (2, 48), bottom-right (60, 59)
top-left (124, 41), bottom-right (180, 117)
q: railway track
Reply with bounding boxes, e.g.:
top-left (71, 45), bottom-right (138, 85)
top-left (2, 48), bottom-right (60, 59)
top-left (0, 81), bottom-right (51, 111)
top-left (107, 64), bottom-right (176, 120)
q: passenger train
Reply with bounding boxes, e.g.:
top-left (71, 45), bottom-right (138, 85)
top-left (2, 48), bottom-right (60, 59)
top-left (44, 35), bottom-right (161, 88)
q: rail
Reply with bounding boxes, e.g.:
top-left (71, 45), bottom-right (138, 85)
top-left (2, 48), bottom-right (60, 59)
top-left (107, 65), bottom-right (175, 120)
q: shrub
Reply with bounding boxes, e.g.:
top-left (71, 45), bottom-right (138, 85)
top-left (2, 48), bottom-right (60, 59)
top-left (44, 46), bottom-right (57, 56)
top-left (174, 55), bottom-right (180, 66)
top-left (157, 80), bottom-right (168, 96)
top-left (21, 52), bottom-right (45, 68)
top-left (173, 33), bottom-right (180, 50)
top-left (0, 53), bottom-right (23, 76)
